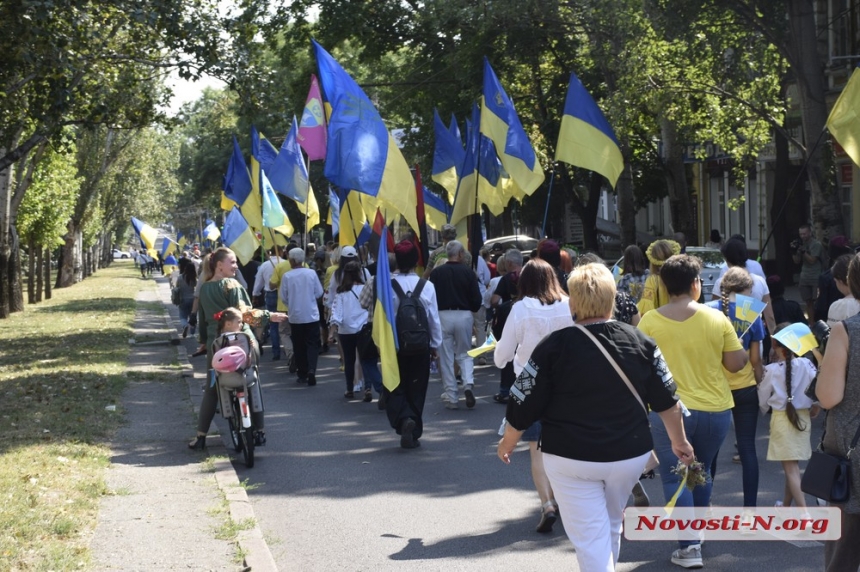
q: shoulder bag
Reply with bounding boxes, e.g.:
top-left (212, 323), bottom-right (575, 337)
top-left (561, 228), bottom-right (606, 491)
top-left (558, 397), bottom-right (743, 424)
top-left (801, 417), bottom-right (860, 503)
top-left (575, 324), bottom-right (659, 472)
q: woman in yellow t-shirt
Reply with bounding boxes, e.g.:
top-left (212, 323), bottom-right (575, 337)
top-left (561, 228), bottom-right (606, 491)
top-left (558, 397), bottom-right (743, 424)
top-left (638, 254), bottom-right (748, 569)
top-left (636, 239), bottom-right (681, 316)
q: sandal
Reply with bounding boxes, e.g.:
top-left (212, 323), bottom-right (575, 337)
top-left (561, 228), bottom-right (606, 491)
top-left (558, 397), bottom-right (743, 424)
top-left (493, 393), bottom-right (509, 404)
top-left (536, 500), bottom-right (558, 533)
top-left (363, 389), bottom-right (373, 402)
top-left (344, 391), bottom-right (354, 399)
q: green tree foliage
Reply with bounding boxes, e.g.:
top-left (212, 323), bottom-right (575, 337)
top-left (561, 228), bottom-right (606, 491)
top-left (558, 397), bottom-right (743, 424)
top-left (17, 145), bottom-right (80, 248)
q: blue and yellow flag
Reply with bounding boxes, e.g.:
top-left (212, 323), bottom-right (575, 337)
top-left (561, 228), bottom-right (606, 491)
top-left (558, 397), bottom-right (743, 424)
top-left (556, 71), bottom-right (624, 188)
top-left (266, 116), bottom-right (320, 229)
top-left (423, 186), bottom-right (452, 231)
top-left (432, 109), bottom-right (465, 204)
top-left (480, 58), bottom-right (545, 195)
top-left (827, 67), bottom-right (860, 167)
top-left (372, 226), bottom-right (400, 391)
top-left (734, 294), bottom-right (768, 324)
top-left (261, 170), bottom-right (294, 238)
top-left (176, 232), bottom-right (186, 252)
top-left (203, 221), bottom-right (221, 242)
top-left (451, 105), bottom-right (512, 224)
top-left (312, 40), bottom-right (419, 233)
top-left (131, 217), bottom-right (157, 251)
top-left (160, 237), bottom-right (177, 257)
top-left (773, 322), bottom-right (819, 357)
top-left (339, 188), bottom-right (369, 246)
top-left (222, 207), bottom-right (259, 265)
top-left (222, 136), bottom-right (258, 222)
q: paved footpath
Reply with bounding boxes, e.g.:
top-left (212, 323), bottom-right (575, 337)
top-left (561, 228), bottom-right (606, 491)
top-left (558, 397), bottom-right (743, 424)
top-left (90, 280), bottom-right (275, 571)
top-left (103, 274), bottom-right (827, 571)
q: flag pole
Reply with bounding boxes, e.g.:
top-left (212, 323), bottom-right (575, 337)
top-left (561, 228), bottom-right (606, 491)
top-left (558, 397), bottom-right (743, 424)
top-left (540, 164), bottom-right (557, 238)
top-left (304, 154), bottom-right (312, 248)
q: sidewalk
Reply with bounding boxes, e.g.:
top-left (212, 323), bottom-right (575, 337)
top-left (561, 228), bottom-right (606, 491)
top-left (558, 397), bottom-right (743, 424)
top-left (89, 278), bottom-right (276, 571)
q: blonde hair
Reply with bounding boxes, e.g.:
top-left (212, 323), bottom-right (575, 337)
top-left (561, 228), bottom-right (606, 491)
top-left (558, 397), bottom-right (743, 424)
top-left (567, 263), bottom-right (616, 320)
top-left (720, 267), bottom-right (754, 318)
top-left (646, 240), bottom-right (681, 273)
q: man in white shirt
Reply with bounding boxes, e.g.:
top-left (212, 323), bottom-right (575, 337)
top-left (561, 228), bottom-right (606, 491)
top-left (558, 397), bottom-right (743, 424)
top-left (473, 249), bottom-right (492, 362)
top-left (280, 248), bottom-right (324, 385)
top-left (254, 247), bottom-right (285, 360)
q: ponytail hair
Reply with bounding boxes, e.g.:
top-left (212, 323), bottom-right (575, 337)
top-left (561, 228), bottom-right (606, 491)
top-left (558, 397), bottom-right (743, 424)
top-left (721, 283), bottom-right (730, 318)
top-left (772, 328), bottom-right (806, 432)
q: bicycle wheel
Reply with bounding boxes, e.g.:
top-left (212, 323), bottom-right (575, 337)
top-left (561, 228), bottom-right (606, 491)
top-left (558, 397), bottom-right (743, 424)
top-left (240, 425), bottom-right (254, 468)
top-left (229, 396), bottom-right (244, 452)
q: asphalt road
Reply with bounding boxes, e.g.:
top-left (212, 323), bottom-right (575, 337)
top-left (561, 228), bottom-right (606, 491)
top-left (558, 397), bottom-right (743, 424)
top-left (172, 326), bottom-right (831, 572)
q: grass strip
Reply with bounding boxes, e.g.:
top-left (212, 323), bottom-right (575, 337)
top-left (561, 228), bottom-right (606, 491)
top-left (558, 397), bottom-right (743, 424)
top-left (0, 263), bottom-right (146, 570)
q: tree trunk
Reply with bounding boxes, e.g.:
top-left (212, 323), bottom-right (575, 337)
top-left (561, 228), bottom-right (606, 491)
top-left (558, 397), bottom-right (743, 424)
top-left (786, 0), bottom-right (844, 239)
top-left (9, 225), bottom-right (23, 313)
top-left (660, 115), bottom-right (696, 241)
top-left (44, 247), bottom-right (52, 300)
top-left (27, 236), bottom-right (35, 303)
top-left (35, 246), bottom-right (43, 303)
top-left (56, 219), bottom-right (83, 288)
top-left (617, 144), bottom-right (637, 247)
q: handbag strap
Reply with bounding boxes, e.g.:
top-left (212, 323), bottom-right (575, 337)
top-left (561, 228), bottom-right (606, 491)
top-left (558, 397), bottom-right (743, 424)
top-left (819, 410), bottom-right (860, 458)
top-left (574, 323), bottom-right (647, 415)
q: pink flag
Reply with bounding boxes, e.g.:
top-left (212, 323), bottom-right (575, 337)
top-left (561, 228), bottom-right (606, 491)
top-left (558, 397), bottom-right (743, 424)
top-left (297, 74), bottom-right (327, 161)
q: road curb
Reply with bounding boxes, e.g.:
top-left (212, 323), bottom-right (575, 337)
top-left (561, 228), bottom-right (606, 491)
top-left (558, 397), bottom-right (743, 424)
top-left (162, 286), bottom-right (278, 572)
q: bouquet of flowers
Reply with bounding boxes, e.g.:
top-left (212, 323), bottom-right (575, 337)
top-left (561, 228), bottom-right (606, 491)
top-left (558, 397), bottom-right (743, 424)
top-left (671, 459), bottom-right (708, 492)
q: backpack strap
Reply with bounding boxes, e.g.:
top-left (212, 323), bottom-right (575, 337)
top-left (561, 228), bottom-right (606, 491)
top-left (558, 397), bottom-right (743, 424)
top-left (412, 278), bottom-right (427, 299)
top-left (391, 279), bottom-right (407, 300)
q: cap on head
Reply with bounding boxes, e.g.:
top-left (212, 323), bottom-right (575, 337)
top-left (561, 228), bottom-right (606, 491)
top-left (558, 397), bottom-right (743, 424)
top-left (394, 239), bottom-right (418, 269)
top-left (441, 224), bottom-right (457, 241)
top-left (341, 245), bottom-right (358, 258)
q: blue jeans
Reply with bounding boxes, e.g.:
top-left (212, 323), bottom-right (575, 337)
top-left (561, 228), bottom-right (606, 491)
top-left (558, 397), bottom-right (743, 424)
top-left (178, 299), bottom-right (195, 335)
top-left (264, 290), bottom-right (281, 357)
top-left (650, 408), bottom-right (732, 548)
top-left (711, 386), bottom-right (759, 507)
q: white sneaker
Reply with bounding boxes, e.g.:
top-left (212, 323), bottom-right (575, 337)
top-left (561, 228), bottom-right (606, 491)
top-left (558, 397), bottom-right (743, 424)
top-left (670, 544), bottom-right (703, 569)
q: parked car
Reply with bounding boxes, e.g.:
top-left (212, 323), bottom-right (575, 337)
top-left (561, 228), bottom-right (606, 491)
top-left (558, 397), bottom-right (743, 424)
top-left (112, 249), bottom-right (130, 260)
top-left (482, 235), bottom-right (539, 262)
top-left (611, 246), bottom-right (723, 300)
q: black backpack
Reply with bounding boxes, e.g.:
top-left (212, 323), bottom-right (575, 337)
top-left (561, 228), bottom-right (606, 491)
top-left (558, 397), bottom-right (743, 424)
top-left (391, 279), bottom-right (430, 355)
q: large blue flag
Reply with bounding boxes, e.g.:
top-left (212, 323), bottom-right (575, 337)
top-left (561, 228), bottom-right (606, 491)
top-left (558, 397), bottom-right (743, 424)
top-left (222, 135), bottom-right (260, 229)
top-left (266, 117), bottom-right (308, 204)
top-left (480, 58), bottom-right (544, 194)
top-left (556, 71), bottom-right (624, 188)
top-left (311, 40), bottom-right (419, 233)
top-left (372, 227), bottom-right (400, 390)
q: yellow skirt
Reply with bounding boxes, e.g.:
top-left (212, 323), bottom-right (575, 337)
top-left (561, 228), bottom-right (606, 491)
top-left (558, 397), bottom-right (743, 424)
top-left (767, 409), bottom-right (812, 461)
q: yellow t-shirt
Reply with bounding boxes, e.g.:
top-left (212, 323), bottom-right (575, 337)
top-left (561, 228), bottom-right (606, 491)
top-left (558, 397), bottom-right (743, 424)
top-left (638, 305), bottom-right (742, 412)
top-left (269, 262), bottom-right (309, 312)
top-left (726, 362), bottom-right (756, 391)
top-left (637, 274), bottom-right (669, 316)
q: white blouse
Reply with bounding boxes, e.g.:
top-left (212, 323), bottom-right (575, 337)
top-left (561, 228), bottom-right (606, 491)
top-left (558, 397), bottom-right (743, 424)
top-left (493, 296), bottom-right (573, 375)
top-left (758, 357), bottom-right (817, 413)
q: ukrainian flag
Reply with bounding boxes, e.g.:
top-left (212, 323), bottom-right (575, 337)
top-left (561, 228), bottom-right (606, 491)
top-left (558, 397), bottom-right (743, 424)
top-left (261, 170), bottom-right (294, 238)
top-left (734, 294), bottom-right (767, 324)
top-left (312, 40), bottom-right (419, 233)
top-left (451, 105), bottom-right (510, 224)
top-left (480, 58), bottom-right (545, 195)
top-left (773, 322), bottom-right (819, 357)
top-left (222, 207), bottom-right (260, 265)
top-left (432, 109), bottom-right (464, 204)
top-left (176, 232), bottom-right (186, 252)
top-left (131, 217), bottom-right (157, 251)
top-left (423, 186), bottom-right (451, 231)
top-left (555, 71), bottom-right (624, 188)
top-left (339, 188), bottom-right (369, 246)
top-left (372, 227), bottom-right (400, 391)
top-left (827, 67), bottom-right (860, 167)
top-left (266, 116), bottom-right (320, 229)
top-left (203, 221), bottom-right (221, 242)
top-left (223, 136), bottom-right (260, 228)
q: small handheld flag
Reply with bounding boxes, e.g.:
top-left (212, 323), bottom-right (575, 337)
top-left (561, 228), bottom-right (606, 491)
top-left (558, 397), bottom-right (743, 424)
top-left (773, 323), bottom-right (819, 357)
top-left (734, 294), bottom-right (767, 324)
